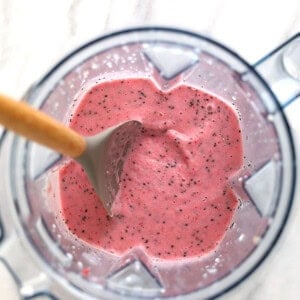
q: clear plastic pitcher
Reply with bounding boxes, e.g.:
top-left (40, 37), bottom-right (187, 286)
top-left (0, 27), bottom-right (299, 299)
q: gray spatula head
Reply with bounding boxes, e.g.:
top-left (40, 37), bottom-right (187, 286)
top-left (76, 120), bottom-right (142, 216)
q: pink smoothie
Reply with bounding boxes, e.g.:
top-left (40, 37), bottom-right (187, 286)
top-left (59, 78), bottom-right (243, 260)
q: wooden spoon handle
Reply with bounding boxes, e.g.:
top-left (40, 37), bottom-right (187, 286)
top-left (0, 94), bottom-right (86, 158)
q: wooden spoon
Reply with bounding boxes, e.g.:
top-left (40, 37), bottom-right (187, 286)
top-left (0, 94), bottom-right (141, 216)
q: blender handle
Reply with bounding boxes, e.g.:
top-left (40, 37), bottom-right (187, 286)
top-left (252, 33), bottom-right (300, 108)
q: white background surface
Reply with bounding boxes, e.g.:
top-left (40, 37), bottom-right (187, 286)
top-left (0, 0), bottom-right (300, 299)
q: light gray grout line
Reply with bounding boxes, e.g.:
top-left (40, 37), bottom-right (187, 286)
top-left (68, 0), bottom-right (81, 37)
top-left (204, 0), bottom-right (227, 36)
top-left (245, 280), bottom-right (264, 300)
top-left (133, 0), bottom-right (153, 23)
top-left (0, 0), bottom-right (12, 66)
top-left (1, 0), bottom-right (11, 26)
top-left (104, 0), bottom-right (115, 30)
top-left (283, 5), bottom-right (300, 39)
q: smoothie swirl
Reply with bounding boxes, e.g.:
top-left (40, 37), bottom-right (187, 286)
top-left (59, 78), bottom-right (243, 260)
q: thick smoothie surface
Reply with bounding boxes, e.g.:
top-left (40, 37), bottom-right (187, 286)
top-left (59, 78), bottom-right (243, 260)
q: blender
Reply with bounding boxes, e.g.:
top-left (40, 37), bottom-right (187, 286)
top-left (0, 27), bottom-right (299, 299)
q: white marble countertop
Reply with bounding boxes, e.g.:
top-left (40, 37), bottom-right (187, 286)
top-left (0, 0), bottom-right (300, 299)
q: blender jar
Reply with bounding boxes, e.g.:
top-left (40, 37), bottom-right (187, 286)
top-left (0, 27), bottom-right (299, 299)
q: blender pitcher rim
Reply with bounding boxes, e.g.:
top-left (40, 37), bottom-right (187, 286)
top-left (0, 26), bottom-right (297, 300)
